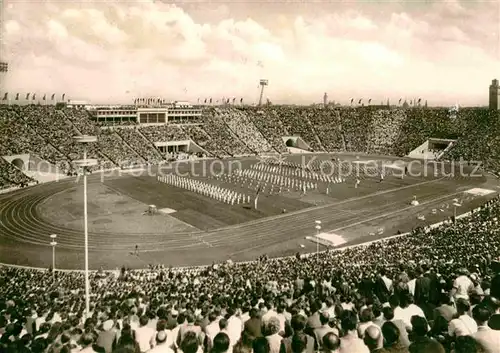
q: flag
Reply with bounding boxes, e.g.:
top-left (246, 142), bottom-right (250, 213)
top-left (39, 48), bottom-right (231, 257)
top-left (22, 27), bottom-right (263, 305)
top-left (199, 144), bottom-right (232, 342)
top-left (43, 94), bottom-right (46, 100)
top-left (26, 93), bottom-right (30, 100)
top-left (62, 93), bottom-right (65, 101)
top-left (2, 92), bottom-right (7, 100)
top-left (51, 93), bottom-right (55, 100)
top-left (15, 93), bottom-right (19, 100)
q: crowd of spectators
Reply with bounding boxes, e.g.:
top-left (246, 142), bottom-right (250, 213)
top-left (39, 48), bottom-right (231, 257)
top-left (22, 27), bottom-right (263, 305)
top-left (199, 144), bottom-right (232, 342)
top-left (0, 157), bottom-right (35, 190)
top-left (213, 108), bottom-right (274, 154)
top-left (202, 110), bottom-right (252, 156)
top-left (1, 196), bottom-right (500, 353)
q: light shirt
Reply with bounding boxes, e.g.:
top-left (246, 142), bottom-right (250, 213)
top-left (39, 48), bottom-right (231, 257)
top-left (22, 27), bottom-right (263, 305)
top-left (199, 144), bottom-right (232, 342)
top-left (408, 279), bottom-right (416, 296)
top-left (400, 305), bottom-right (426, 328)
top-left (448, 315), bottom-right (478, 337)
top-left (227, 316), bottom-right (242, 345)
top-left (135, 326), bottom-right (156, 353)
top-left (454, 276), bottom-right (474, 299)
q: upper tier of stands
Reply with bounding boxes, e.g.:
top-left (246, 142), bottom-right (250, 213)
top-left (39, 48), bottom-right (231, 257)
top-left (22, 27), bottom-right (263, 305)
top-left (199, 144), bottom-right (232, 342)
top-left (1, 105), bottom-right (499, 189)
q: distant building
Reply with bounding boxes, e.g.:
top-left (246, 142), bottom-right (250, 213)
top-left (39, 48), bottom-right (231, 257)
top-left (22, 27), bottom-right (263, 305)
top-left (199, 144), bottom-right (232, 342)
top-left (89, 100), bottom-right (202, 124)
top-left (67, 100), bottom-right (89, 109)
top-left (490, 79), bottom-right (500, 110)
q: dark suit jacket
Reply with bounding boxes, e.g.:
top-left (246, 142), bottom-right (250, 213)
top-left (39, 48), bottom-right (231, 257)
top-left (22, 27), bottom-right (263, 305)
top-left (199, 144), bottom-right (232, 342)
top-left (280, 334), bottom-right (314, 353)
top-left (244, 317), bottom-right (263, 338)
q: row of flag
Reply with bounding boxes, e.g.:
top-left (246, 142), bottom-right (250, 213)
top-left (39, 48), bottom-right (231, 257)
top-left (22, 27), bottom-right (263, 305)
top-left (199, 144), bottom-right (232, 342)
top-left (349, 98), bottom-right (423, 105)
top-left (133, 97), bottom-right (246, 105)
top-left (2, 93), bottom-right (66, 101)
top-left (198, 98), bottom-right (244, 104)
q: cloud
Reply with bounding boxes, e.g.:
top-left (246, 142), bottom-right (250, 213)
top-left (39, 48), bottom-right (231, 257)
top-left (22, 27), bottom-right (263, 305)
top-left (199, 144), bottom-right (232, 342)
top-left (1, 0), bottom-right (498, 106)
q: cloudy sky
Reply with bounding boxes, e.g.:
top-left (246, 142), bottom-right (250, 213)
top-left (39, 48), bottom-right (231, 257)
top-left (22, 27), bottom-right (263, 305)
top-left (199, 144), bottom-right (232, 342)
top-left (0, 0), bottom-right (499, 106)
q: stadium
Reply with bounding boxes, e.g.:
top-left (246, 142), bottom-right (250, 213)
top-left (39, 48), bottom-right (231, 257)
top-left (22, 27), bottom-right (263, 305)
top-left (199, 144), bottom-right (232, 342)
top-left (2, 2), bottom-right (500, 353)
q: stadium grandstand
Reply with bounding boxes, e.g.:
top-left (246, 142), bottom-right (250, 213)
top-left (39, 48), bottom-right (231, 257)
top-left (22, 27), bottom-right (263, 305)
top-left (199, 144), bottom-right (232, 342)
top-left (1, 92), bottom-right (500, 353)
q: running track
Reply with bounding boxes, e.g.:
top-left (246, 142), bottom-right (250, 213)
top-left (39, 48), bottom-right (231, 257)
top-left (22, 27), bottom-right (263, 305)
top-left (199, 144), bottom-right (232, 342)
top-left (1, 168), bottom-right (493, 270)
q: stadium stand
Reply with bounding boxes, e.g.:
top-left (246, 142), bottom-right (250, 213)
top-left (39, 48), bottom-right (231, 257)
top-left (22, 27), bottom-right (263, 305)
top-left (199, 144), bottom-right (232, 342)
top-left (2, 105), bottom-right (500, 185)
top-left (2, 103), bottom-right (500, 353)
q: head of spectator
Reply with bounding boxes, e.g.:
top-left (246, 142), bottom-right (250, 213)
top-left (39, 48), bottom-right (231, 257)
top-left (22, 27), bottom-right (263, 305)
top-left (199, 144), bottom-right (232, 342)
top-left (452, 336), bottom-right (479, 353)
top-left (139, 315), bottom-right (148, 327)
top-left (411, 316), bottom-right (429, 337)
top-left (266, 317), bottom-right (280, 336)
top-left (340, 310), bottom-right (358, 336)
top-left (155, 331), bottom-right (168, 345)
top-left (319, 311), bottom-right (330, 326)
top-left (322, 332), bottom-right (340, 353)
top-left (382, 307), bottom-right (395, 322)
top-left (381, 321), bottom-right (400, 348)
top-left (472, 304), bottom-right (492, 327)
top-left (249, 308), bottom-right (260, 319)
top-left (359, 308), bottom-right (374, 324)
top-left (363, 325), bottom-right (383, 352)
top-left (180, 331), bottom-right (199, 353)
top-left (219, 318), bottom-right (228, 331)
top-left (290, 315), bottom-right (306, 334)
top-left (211, 332), bottom-right (230, 353)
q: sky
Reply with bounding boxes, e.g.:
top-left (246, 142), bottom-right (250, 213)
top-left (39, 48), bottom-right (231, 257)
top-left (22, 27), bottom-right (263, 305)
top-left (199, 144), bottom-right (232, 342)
top-left (0, 0), bottom-right (499, 106)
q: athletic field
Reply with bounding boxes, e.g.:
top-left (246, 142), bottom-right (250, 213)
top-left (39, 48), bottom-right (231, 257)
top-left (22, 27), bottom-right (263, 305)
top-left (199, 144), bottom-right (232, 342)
top-left (0, 153), bottom-right (497, 270)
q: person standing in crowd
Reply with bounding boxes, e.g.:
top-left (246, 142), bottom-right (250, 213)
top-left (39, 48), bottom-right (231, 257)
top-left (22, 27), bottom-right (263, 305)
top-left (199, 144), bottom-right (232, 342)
top-left (471, 305), bottom-right (500, 353)
top-left (338, 311), bottom-right (369, 353)
top-left (148, 331), bottom-right (174, 353)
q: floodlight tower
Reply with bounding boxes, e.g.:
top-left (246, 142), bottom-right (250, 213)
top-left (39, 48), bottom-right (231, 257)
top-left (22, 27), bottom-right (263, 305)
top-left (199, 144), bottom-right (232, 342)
top-left (73, 135), bottom-right (98, 319)
top-left (258, 79), bottom-right (268, 106)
